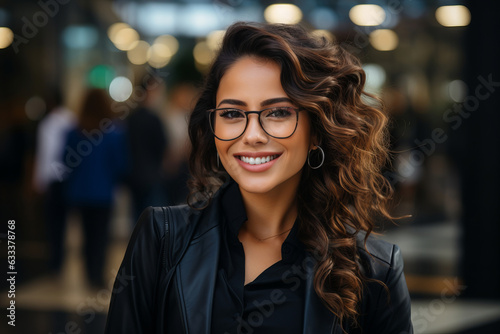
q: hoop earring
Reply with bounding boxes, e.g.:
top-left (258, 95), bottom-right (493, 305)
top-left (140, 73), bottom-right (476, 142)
top-left (217, 152), bottom-right (220, 168)
top-left (308, 146), bottom-right (324, 169)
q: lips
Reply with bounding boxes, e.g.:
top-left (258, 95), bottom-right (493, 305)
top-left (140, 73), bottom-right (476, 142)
top-left (234, 152), bottom-right (282, 172)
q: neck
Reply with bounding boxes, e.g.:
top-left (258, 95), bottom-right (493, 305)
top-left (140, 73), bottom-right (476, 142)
top-left (238, 174), bottom-right (301, 240)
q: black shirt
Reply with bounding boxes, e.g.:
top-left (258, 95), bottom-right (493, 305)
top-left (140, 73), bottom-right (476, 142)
top-left (210, 181), bottom-right (307, 334)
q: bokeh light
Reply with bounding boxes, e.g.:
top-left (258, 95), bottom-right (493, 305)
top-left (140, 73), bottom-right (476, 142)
top-left (148, 43), bottom-right (171, 68)
top-left (107, 22), bottom-right (130, 41)
top-left (363, 64), bottom-right (387, 94)
top-left (206, 30), bottom-right (225, 51)
top-left (62, 26), bottom-right (99, 49)
top-left (127, 40), bottom-right (150, 65)
top-left (435, 5), bottom-right (471, 27)
top-left (349, 4), bottom-right (386, 26)
top-left (0, 26), bottom-right (13, 49)
top-left (449, 79), bottom-right (467, 102)
top-left (87, 65), bottom-right (115, 89)
top-left (147, 35), bottom-right (179, 68)
top-left (264, 4), bottom-right (303, 24)
top-left (109, 76), bottom-right (133, 102)
top-left (110, 25), bottom-right (140, 51)
top-left (154, 35), bottom-right (179, 56)
top-left (193, 41), bottom-right (215, 66)
top-left (369, 29), bottom-right (399, 51)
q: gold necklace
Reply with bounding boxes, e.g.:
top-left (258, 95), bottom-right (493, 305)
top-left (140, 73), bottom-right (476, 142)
top-left (253, 227), bottom-right (293, 242)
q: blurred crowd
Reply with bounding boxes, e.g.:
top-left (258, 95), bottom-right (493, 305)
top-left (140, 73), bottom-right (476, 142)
top-left (1, 73), bottom-right (198, 289)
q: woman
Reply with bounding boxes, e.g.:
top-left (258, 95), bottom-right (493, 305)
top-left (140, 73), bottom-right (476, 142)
top-left (105, 22), bottom-right (412, 333)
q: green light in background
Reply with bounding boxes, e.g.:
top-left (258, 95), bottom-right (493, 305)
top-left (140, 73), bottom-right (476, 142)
top-left (87, 65), bottom-right (115, 89)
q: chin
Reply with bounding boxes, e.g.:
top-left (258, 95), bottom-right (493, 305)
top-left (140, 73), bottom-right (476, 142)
top-left (233, 170), bottom-right (302, 196)
top-left (234, 177), bottom-right (277, 194)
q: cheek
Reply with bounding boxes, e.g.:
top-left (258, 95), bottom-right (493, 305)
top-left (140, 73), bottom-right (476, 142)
top-left (215, 140), bottom-right (228, 157)
top-left (293, 120), bottom-right (313, 156)
top-left (284, 134), bottom-right (311, 172)
top-left (292, 142), bottom-right (310, 166)
top-left (215, 140), bottom-right (235, 167)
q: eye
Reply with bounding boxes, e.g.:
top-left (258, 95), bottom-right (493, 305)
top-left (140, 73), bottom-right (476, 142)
top-left (218, 109), bottom-right (245, 119)
top-left (266, 107), bottom-right (293, 118)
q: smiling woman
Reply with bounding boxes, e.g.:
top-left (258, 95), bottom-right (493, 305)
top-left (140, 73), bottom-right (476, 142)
top-left (212, 56), bottom-right (311, 196)
top-left (105, 22), bottom-right (413, 334)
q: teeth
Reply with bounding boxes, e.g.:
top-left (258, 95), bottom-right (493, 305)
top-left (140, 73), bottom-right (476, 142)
top-left (240, 155), bottom-right (278, 165)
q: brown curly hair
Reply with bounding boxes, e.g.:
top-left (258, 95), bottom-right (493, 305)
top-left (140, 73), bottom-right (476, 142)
top-left (187, 22), bottom-right (395, 328)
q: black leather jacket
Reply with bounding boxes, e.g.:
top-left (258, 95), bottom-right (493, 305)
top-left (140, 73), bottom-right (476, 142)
top-left (105, 185), bottom-right (413, 334)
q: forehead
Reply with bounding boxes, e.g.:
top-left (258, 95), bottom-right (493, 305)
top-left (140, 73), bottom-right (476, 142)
top-left (216, 56), bottom-right (286, 104)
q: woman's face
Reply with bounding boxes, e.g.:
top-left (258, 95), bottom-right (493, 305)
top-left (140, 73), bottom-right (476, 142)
top-left (214, 56), bottom-right (314, 195)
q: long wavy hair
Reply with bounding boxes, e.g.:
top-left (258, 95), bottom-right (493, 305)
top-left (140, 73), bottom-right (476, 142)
top-left (188, 22), bottom-right (395, 328)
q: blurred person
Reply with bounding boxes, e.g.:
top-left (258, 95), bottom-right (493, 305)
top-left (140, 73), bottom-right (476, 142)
top-left (162, 82), bottom-right (199, 205)
top-left (106, 22), bottom-right (412, 333)
top-left (33, 89), bottom-right (76, 276)
top-left (125, 75), bottom-right (169, 220)
top-left (63, 88), bottom-right (128, 289)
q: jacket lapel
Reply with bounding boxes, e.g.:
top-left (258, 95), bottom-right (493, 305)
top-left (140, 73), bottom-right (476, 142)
top-left (174, 203), bottom-right (221, 334)
top-left (302, 254), bottom-right (342, 334)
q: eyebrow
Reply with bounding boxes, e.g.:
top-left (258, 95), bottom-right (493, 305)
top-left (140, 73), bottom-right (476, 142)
top-left (217, 97), bottom-right (293, 108)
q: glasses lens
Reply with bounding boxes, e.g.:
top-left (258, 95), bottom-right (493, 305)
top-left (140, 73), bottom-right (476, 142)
top-left (210, 108), bottom-right (247, 140)
top-left (260, 107), bottom-right (298, 138)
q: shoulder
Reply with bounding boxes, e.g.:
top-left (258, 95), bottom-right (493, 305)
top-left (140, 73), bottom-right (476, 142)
top-left (130, 200), bottom-right (221, 272)
top-left (134, 205), bottom-right (198, 239)
top-left (139, 198), bottom-right (223, 251)
top-left (353, 231), bottom-right (413, 333)
top-left (128, 205), bottom-right (195, 269)
top-left (354, 231), bottom-right (403, 281)
top-left (131, 207), bottom-right (167, 243)
top-left (168, 196), bottom-right (224, 239)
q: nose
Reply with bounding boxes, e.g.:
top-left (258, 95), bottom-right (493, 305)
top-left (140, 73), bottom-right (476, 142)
top-left (241, 114), bottom-right (268, 145)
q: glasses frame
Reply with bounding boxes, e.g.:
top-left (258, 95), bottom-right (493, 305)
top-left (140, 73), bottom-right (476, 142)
top-left (208, 107), bottom-right (301, 141)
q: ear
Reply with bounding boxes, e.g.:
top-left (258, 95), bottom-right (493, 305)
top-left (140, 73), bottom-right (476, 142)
top-left (309, 132), bottom-right (320, 151)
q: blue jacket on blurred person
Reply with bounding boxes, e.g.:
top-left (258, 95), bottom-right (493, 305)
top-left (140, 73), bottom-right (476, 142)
top-left (63, 124), bottom-right (128, 206)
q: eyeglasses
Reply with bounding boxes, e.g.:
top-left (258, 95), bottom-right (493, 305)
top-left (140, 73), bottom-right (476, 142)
top-left (208, 107), bottom-right (300, 141)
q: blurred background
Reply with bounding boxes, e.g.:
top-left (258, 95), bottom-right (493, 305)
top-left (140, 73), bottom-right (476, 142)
top-left (0, 0), bottom-right (499, 333)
